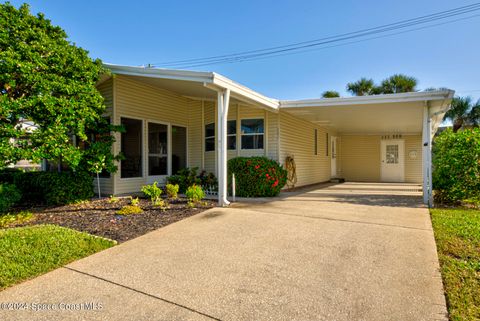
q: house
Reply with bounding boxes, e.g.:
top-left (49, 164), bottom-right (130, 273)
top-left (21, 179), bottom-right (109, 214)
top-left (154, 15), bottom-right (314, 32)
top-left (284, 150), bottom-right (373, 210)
top-left (96, 64), bottom-right (453, 206)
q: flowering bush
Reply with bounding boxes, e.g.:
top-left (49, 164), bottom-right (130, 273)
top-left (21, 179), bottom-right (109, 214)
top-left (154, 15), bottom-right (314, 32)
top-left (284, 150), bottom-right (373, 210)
top-left (228, 157), bottom-right (287, 197)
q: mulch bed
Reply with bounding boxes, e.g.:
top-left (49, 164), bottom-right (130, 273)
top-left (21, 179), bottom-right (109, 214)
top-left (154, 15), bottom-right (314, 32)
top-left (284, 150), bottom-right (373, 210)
top-left (12, 197), bottom-right (215, 243)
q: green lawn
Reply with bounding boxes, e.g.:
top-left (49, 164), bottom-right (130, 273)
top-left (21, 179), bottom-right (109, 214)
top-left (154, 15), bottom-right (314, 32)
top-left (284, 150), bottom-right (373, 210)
top-left (430, 208), bottom-right (480, 321)
top-left (0, 225), bottom-right (115, 290)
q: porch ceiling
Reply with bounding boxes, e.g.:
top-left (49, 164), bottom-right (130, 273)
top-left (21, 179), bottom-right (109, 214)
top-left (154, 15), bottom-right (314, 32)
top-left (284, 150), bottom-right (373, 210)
top-left (280, 91), bottom-right (453, 135)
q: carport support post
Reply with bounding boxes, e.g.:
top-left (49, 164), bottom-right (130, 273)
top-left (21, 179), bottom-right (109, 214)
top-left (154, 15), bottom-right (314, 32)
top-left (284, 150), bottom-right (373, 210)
top-left (422, 104), bottom-right (432, 206)
top-left (217, 89), bottom-right (231, 207)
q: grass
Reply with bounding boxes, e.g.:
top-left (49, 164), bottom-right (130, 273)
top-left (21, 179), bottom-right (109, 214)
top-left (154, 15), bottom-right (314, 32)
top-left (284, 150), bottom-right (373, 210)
top-left (0, 225), bottom-right (116, 290)
top-left (430, 208), bottom-right (480, 320)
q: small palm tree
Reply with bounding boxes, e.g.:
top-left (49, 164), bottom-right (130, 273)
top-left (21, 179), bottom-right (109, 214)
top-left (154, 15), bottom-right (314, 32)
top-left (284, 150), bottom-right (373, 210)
top-left (380, 74), bottom-right (418, 94)
top-left (346, 78), bottom-right (375, 96)
top-left (322, 90), bottom-right (340, 98)
top-left (444, 96), bottom-right (480, 132)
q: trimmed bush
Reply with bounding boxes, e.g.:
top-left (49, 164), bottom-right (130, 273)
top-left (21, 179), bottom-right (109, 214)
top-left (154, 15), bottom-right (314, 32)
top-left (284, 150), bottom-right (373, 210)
top-left (228, 157), bottom-right (287, 197)
top-left (433, 128), bottom-right (480, 204)
top-left (0, 171), bottom-right (94, 206)
top-left (0, 184), bottom-right (22, 213)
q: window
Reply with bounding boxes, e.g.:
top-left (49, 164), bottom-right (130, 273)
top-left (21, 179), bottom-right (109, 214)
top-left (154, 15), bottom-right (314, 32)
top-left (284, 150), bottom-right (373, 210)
top-left (171, 125), bottom-right (187, 174)
top-left (121, 118), bottom-right (142, 178)
top-left (148, 122), bottom-right (168, 176)
top-left (314, 129), bottom-right (318, 155)
top-left (227, 120), bottom-right (236, 150)
top-left (241, 119), bottom-right (264, 149)
top-left (205, 123), bottom-right (215, 152)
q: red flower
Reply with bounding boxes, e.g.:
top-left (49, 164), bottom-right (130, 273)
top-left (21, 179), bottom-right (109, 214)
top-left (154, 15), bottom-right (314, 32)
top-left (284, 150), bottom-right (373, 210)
top-left (255, 165), bottom-right (260, 169)
top-left (272, 180), bottom-right (279, 187)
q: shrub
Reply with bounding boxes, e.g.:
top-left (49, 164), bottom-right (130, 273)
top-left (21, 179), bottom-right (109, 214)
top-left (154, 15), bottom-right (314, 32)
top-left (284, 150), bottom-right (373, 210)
top-left (228, 157), bottom-right (288, 197)
top-left (433, 128), bottom-right (480, 204)
top-left (166, 167), bottom-right (202, 193)
top-left (185, 185), bottom-right (205, 203)
top-left (141, 182), bottom-right (162, 205)
top-left (116, 205), bottom-right (143, 215)
top-left (0, 211), bottom-right (34, 228)
top-left (0, 184), bottom-right (22, 213)
top-left (199, 171), bottom-right (218, 191)
top-left (165, 184), bottom-right (179, 199)
top-left (0, 171), bottom-right (94, 206)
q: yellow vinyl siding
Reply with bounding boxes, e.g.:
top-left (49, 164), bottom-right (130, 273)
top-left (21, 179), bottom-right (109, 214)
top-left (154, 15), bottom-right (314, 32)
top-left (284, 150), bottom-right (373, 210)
top-left (340, 135), bottom-right (381, 182)
top-left (113, 76), bottom-right (191, 194)
top-left (404, 135), bottom-right (423, 183)
top-left (279, 111), bottom-right (334, 187)
top-left (339, 134), bottom-right (423, 183)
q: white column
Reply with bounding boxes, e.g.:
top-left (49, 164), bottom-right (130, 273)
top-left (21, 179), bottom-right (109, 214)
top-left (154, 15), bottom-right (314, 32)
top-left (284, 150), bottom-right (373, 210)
top-left (217, 89), bottom-right (230, 207)
top-left (422, 104), bottom-right (432, 205)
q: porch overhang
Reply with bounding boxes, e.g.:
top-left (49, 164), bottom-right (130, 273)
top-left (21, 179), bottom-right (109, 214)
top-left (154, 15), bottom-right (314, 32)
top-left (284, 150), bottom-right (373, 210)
top-left (102, 63), bottom-right (279, 111)
top-left (279, 90), bottom-right (454, 136)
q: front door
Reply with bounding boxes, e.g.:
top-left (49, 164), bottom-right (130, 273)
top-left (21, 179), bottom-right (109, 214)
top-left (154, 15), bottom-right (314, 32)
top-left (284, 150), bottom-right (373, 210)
top-left (380, 140), bottom-right (405, 182)
top-left (331, 136), bottom-right (337, 177)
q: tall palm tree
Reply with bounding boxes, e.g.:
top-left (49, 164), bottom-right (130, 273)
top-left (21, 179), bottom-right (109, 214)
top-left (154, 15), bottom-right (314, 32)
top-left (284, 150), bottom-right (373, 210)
top-left (380, 74), bottom-right (418, 94)
top-left (346, 78), bottom-right (375, 96)
top-left (444, 96), bottom-right (480, 132)
top-left (322, 90), bottom-right (340, 98)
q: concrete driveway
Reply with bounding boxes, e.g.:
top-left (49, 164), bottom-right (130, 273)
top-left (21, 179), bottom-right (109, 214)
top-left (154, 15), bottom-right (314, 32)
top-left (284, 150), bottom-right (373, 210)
top-left (0, 183), bottom-right (447, 321)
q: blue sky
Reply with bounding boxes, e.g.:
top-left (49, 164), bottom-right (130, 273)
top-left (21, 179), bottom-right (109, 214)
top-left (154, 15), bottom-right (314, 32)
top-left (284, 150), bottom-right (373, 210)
top-left (9, 0), bottom-right (480, 100)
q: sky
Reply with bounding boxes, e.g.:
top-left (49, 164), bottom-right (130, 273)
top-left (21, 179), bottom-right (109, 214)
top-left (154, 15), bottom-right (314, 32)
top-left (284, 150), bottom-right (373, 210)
top-left (8, 0), bottom-right (480, 101)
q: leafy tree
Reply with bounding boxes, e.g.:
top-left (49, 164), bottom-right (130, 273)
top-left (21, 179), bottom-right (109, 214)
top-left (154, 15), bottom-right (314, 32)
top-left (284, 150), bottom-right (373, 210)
top-left (0, 2), bottom-right (118, 174)
top-left (346, 78), bottom-right (375, 96)
top-left (322, 90), bottom-right (340, 98)
top-left (379, 74), bottom-right (417, 94)
top-left (443, 96), bottom-right (480, 132)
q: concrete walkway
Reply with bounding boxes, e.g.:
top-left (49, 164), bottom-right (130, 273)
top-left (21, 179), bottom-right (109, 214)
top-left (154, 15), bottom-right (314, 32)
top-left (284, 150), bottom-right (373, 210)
top-left (0, 183), bottom-right (447, 321)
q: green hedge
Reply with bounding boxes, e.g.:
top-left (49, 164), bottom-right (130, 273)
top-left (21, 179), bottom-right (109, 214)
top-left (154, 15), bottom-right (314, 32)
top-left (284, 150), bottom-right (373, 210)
top-left (0, 171), bottom-right (94, 206)
top-left (228, 157), bottom-right (287, 197)
top-left (432, 128), bottom-right (480, 204)
top-left (0, 184), bottom-right (22, 213)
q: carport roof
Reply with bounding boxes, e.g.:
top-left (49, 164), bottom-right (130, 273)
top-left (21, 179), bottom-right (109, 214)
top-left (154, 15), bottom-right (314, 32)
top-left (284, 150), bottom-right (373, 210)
top-left (102, 63), bottom-right (453, 135)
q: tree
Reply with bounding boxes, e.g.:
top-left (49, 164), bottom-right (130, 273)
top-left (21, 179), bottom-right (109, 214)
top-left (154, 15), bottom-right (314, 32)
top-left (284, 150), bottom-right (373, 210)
top-left (322, 90), bottom-right (340, 98)
top-left (444, 96), bottom-right (480, 132)
top-left (0, 3), bottom-right (118, 174)
top-left (379, 74), bottom-right (417, 94)
top-left (346, 78), bottom-right (375, 96)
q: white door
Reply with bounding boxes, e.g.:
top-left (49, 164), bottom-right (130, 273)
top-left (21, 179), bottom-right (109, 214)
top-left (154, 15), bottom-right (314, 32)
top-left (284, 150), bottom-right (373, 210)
top-left (380, 140), bottom-right (405, 182)
top-left (331, 136), bottom-right (337, 177)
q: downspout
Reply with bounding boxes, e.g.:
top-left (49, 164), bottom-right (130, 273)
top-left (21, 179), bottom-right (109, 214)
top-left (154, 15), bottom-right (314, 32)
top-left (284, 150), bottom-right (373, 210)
top-left (216, 89), bottom-right (231, 207)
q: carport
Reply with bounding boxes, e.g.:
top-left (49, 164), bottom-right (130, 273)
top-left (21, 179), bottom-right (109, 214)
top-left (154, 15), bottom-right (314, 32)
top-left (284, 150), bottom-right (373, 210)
top-left (280, 90), bottom-right (453, 205)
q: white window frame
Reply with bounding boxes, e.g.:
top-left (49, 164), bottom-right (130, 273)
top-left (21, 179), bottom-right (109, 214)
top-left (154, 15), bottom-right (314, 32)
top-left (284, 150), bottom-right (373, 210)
top-left (119, 116), bottom-right (144, 180)
top-left (227, 119), bottom-right (237, 150)
top-left (205, 122), bottom-right (215, 152)
top-left (240, 118), bottom-right (265, 150)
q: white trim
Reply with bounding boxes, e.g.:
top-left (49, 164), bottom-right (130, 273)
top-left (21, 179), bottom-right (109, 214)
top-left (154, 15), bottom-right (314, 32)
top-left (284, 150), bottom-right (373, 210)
top-left (119, 116), bottom-right (145, 180)
top-left (240, 117), bottom-right (265, 150)
top-left (280, 90), bottom-right (454, 108)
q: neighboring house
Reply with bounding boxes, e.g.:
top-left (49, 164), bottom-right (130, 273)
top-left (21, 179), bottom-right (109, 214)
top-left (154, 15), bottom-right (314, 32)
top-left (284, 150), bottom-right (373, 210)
top-left (97, 64), bottom-right (453, 206)
top-left (9, 119), bottom-right (41, 171)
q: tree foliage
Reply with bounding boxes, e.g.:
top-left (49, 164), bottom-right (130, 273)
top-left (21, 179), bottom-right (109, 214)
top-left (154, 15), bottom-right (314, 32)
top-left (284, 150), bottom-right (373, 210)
top-left (444, 96), bottom-right (480, 132)
top-left (346, 74), bottom-right (418, 96)
top-left (346, 78), bottom-right (375, 96)
top-left (322, 90), bottom-right (340, 98)
top-left (432, 128), bottom-right (480, 204)
top-left (0, 3), bottom-right (117, 173)
top-left (379, 74), bottom-right (418, 94)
